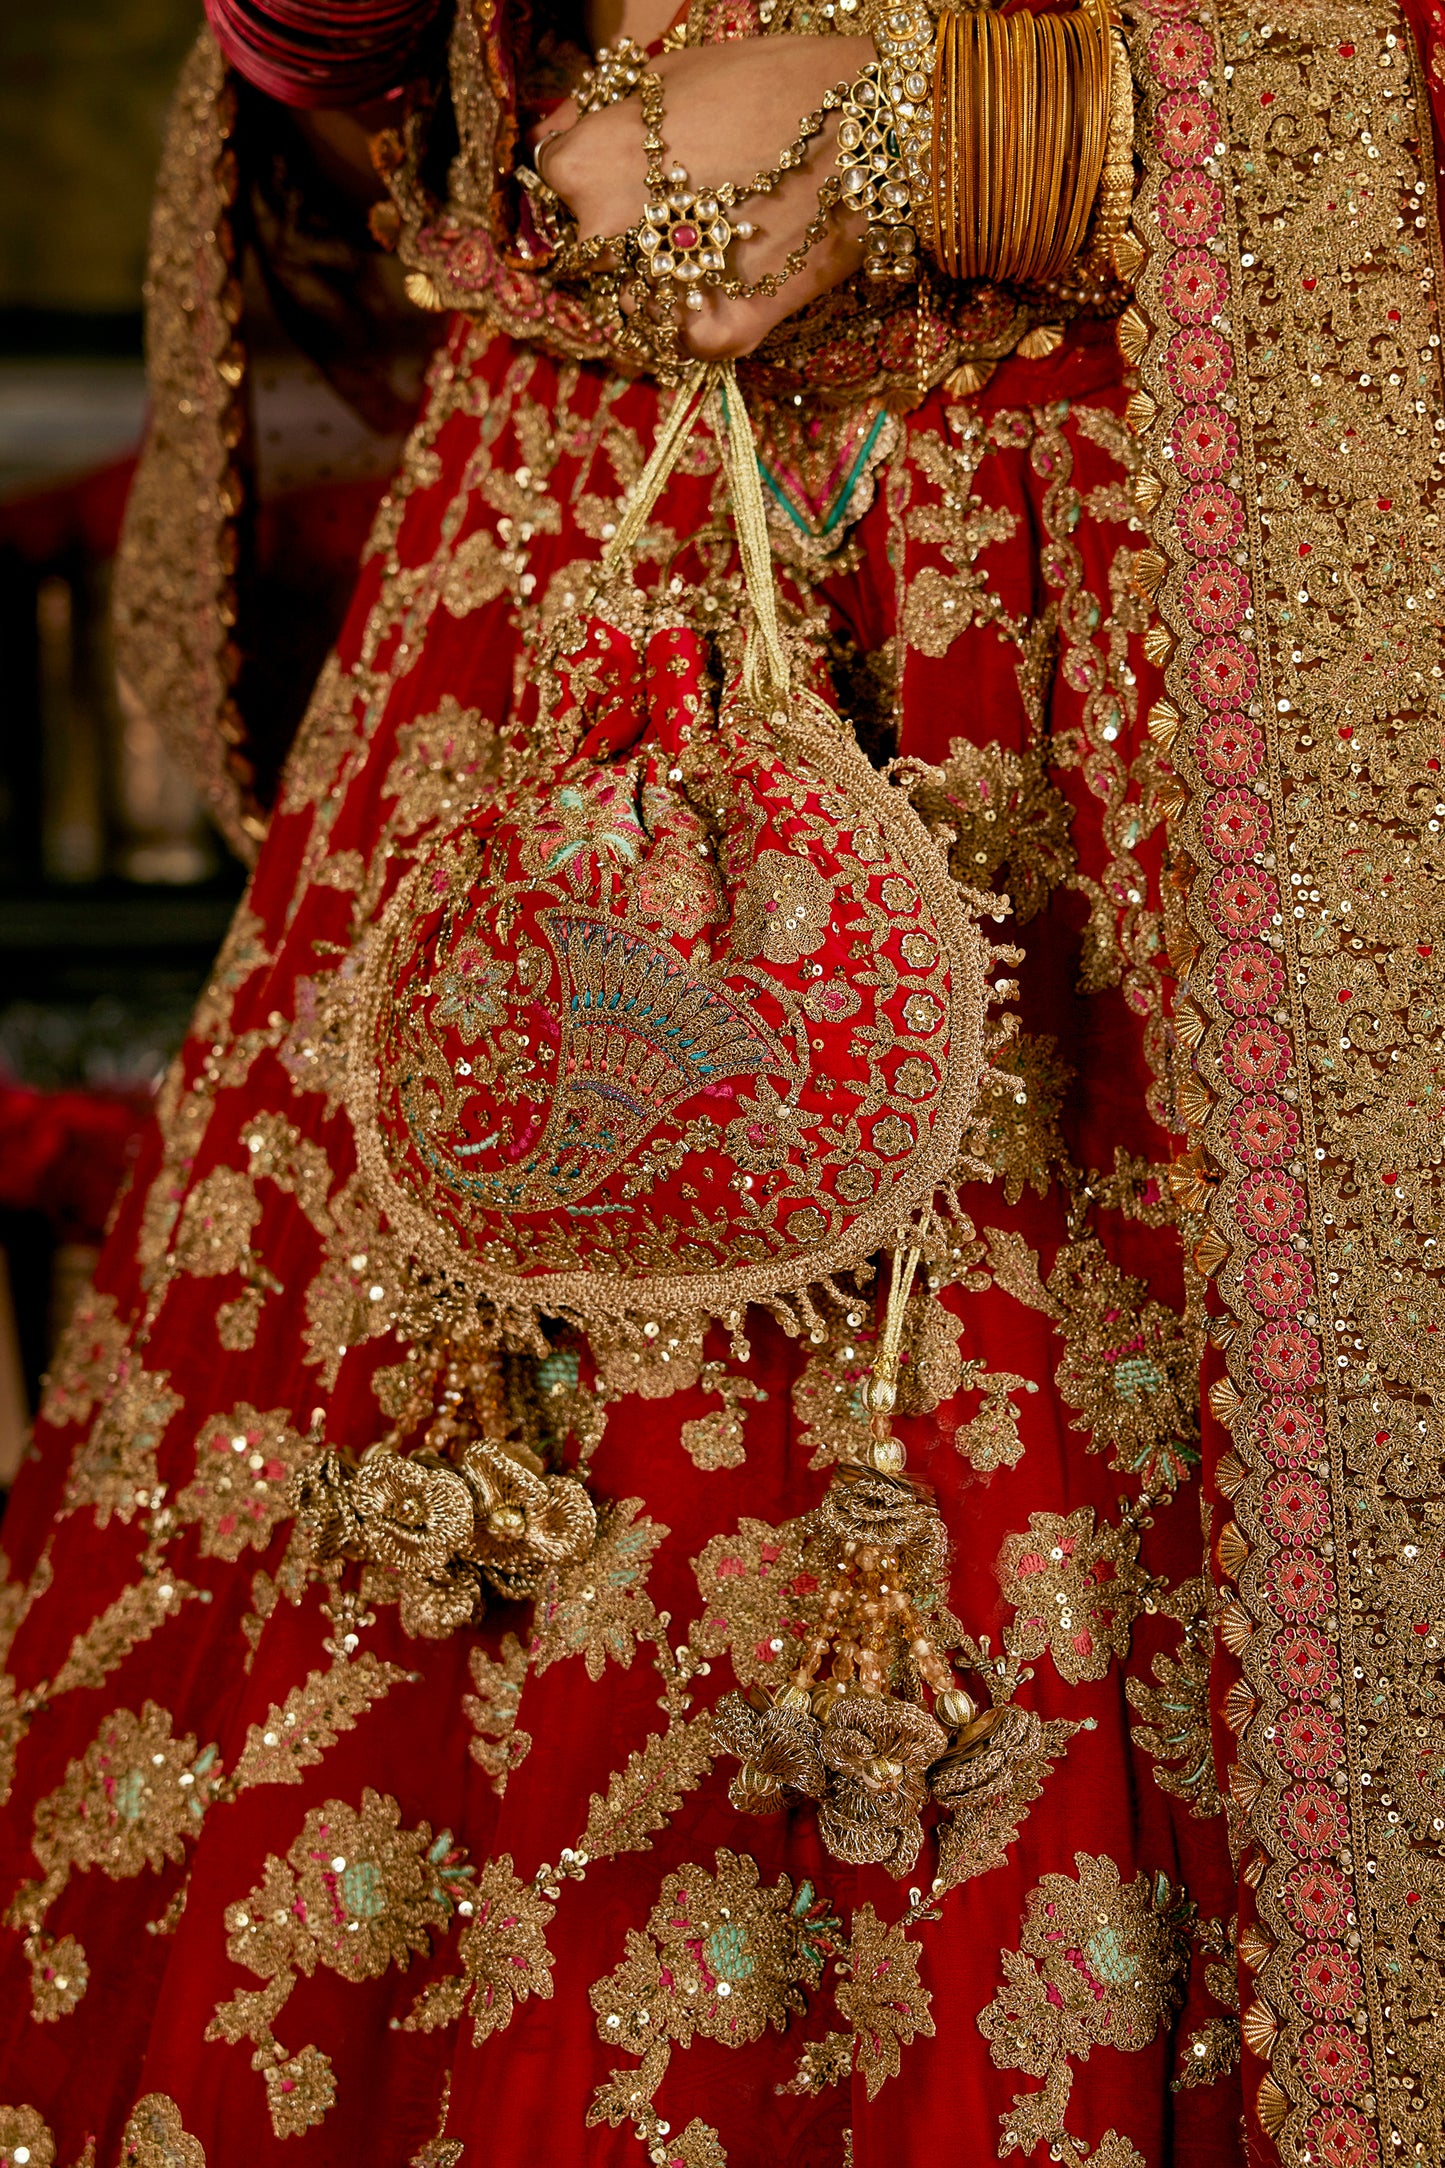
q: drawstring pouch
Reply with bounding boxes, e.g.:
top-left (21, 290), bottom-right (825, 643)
top-left (349, 362), bottom-right (1007, 1360)
top-left (325, 372), bottom-right (1064, 1859)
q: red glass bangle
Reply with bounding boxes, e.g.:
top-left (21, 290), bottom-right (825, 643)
top-left (203, 0), bottom-right (441, 107)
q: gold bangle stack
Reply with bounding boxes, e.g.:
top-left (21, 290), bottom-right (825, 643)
top-left (929, 0), bottom-right (1113, 288)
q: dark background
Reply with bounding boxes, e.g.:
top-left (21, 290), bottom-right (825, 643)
top-left (0, 0), bottom-right (241, 1469)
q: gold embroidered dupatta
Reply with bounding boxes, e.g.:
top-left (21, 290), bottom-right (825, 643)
top-left (1128, 3), bottom-right (1445, 2157)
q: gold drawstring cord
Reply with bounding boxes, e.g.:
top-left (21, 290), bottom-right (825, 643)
top-left (860, 1219), bottom-right (930, 1476)
top-left (582, 359), bottom-right (793, 707)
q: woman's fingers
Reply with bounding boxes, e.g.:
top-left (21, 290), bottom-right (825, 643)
top-left (676, 214), bottom-right (865, 358)
top-left (536, 34), bottom-right (879, 354)
top-left (544, 102), bottom-right (648, 235)
top-left (527, 95), bottom-right (581, 153)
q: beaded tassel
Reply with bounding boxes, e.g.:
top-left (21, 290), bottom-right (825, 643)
top-left (713, 1226), bottom-right (1019, 1875)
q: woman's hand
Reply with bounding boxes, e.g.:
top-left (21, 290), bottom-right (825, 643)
top-left (534, 35), bottom-right (875, 359)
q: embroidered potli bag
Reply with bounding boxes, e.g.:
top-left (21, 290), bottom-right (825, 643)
top-left (348, 366), bottom-right (1005, 1361)
top-left (296, 373), bottom-right (1039, 1862)
top-left (348, 366), bottom-right (999, 1345)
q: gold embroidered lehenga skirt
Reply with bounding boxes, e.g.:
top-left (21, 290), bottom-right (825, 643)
top-left (2, 1), bottom-right (1445, 2163)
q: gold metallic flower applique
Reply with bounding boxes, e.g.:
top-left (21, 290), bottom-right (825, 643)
top-left (709, 1459), bottom-right (1082, 1883)
top-left (695, 1233), bottom-right (1084, 1980)
top-left (712, 1695), bottom-right (827, 1815)
top-left (289, 1434), bottom-right (597, 1641)
top-left (817, 1696), bottom-right (949, 1876)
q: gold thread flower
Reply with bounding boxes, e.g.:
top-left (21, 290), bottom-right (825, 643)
top-left (818, 1698), bottom-right (947, 1875)
top-left (350, 1452), bottom-right (476, 1580)
top-left (711, 1691), bottom-right (826, 1812)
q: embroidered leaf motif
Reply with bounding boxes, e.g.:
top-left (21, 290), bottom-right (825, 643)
top-left (37, 1288), bottom-right (128, 1435)
top-left (230, 1652), bottom-right (412, 1791)
top-left (206, 1971), bottom-right (292, 2050)
top-left (63, 1356), bottom-right (183, 1526)
top-left (834, 1907), bottom-right (934, 2100)
top-left (664, 2123), bottom-right (728, 2168)
top-left (1172, 2016), bottom-right (1240, 2092)
top-left (678, 1352), bottom-right (768, 1471)
top-left (301, 1176), bottom-right (400, 1390)
top-left (0, 1674), bottom-right (22, 1813)
top-left (409, 2073), bottom-right (464, 2167)
top-left (679, 1407), bottom-right (748, 1470)
top-left (264, 2045), bottom-right (336, 2139)
top-left (172, 1166), bottom-right (265, 1283)
top-left (405, 1855), bottom-right (555, 2046)
top-left (1126, 1579), bottom-right (1224, 1821)
top-left (121, 2094), bottom-right (206, 2167)
top-left (961, 1031), bottom-right (1074, 1206)
top-left (580, 1710), bottom-right (717, 1864)
top-left (48, 1573), bottom-right (199, 1699)
top-left (586, 2041), bottom-right (672, 2130)
top-left (932, 1709), bottom-right (1084, 1895)
top-left (403, 1968), bottom-right (469, 2036)
top-left (779, 2030), bottom-right (854, 2096)
top-left (993, 2061), bottom-right (1074, 2161)
top-left (984, 1228), bottom-right (1055, 1314)
top-left (791, 1305), bottom-right (874, 1470)
top-left (26, 1929), bottom-right (88, 2021)
top-left (1082, 2138), bottom-right (1147, 2168)
top-left (463, 1633), bottom-right (532, 1794)
top-left (950, 1366), bottom-right (1035, 1475)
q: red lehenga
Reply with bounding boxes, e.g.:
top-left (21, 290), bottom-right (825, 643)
top-left (5, 2), bottom-right (1445, 2164)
